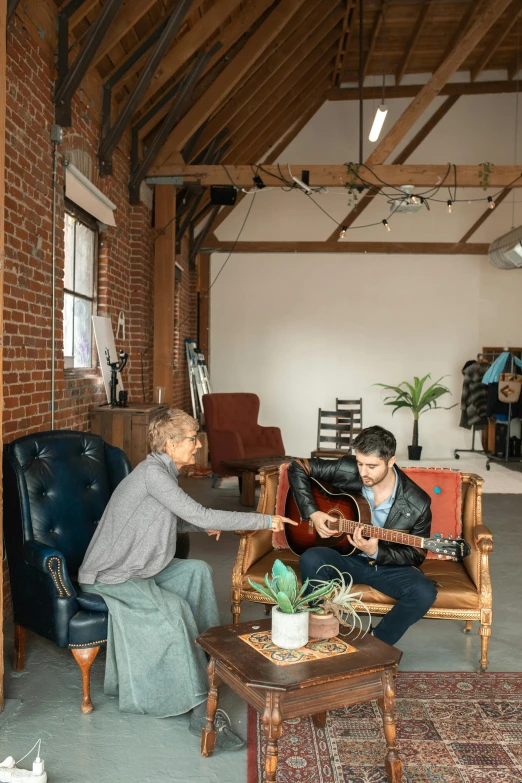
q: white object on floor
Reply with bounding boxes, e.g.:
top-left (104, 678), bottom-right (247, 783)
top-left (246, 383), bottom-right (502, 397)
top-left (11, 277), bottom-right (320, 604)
top-left (399, 456), bottom-right (522, 493)
top-left (0, 758), bottom-right (47, 783)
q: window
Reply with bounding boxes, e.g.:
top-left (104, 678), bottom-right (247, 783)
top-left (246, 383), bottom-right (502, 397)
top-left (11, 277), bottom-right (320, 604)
top-left (63, 210), bottom-right (97, 369)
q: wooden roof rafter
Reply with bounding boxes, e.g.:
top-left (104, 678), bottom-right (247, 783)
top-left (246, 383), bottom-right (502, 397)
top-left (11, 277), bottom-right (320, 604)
top-left (332, 0), bottom-right (357, 87)
top-left (363, 0), bottom-right (384, 80)
top-left (187, 0), bottom-right (339, 162)
top-left (395, 3), bottom-right (430, 86)
top-left (471, 0), bottom-right (522, 81)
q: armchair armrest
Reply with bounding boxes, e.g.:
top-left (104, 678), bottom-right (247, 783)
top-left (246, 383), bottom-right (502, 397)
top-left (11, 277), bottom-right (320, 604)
top-left (23, 540), bottom-right (77, 598)
top-left (253, 425), bottom-right (284, 452)
top-left (474, 525), bottom-right (493, 552)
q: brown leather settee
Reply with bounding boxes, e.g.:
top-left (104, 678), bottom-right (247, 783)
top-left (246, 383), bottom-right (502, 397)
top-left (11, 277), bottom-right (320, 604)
top-left (203, 393), bottom-right (285, 477)
top-left (231, 465), bottom-right (493, 672)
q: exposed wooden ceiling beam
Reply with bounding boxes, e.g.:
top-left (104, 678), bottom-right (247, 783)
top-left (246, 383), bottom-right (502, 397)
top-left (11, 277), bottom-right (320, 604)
top-left (189, 0), bottom-right (340, 161)
top-left (154, 0), bottom-right (310, 166)
top-left (202, 90), bottom-right (328, 236)
top-left (136, 0), bottom-right (251, 112)
top-left (92, 0), bottom-right (174, 68)
top-left (221, 41), bottom-right (337, 163)
top-left (395, 4), bottom-right (430, 86)
top-left (148, 163), bottom-right (522, 187)
top-left (232, 65), bottom-right (333, 163)
top-left (459, 187), bottom-right (511, 243)
top-left (327, 80), bottom-right (522, 100)
top-left (326, 94), bottom-right (459, 242)
top-left (433, 0), bottom-right (484, 72)
top-left (70, 0), bottom-right (99, 30)
top-left (202, 240), bottom-right (489, 255)
top-left (366, 0), bottom-right (514, 166)
top-left (363, 2), bottom-right (383, 80)
top-left (471, 0), bottom-right (522, 81)
top-left (332, 0), bottom-right (356, 87)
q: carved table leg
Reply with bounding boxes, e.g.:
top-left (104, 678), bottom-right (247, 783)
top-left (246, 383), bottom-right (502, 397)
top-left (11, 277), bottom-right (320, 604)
top-left (240, 470), bottom-right (256, 506)
top-left (312, 712), bottom-right (327, 728)
top-left (262, 691), bottom-right (283, 782)
top-left (379, 669), bottom-right (402, 783)
top-left (201, 658), bottom-right (222, 757)
top-left (71, 646), bottom-right (100, 714)
top-left (13, 625), bottom-right (26, 672)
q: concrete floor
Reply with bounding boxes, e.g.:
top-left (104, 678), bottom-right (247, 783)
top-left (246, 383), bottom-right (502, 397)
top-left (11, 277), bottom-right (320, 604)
top-left (1, 477), bottom-right (520, 783)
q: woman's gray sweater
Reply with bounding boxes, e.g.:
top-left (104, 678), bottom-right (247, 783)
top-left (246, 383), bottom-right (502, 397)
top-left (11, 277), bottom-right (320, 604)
top-left (79, 451), bottom-right (271, 585)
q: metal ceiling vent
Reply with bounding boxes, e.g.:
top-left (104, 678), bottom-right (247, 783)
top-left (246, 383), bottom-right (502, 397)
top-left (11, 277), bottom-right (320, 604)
top-left (488, 226), bottom-right (522, 269)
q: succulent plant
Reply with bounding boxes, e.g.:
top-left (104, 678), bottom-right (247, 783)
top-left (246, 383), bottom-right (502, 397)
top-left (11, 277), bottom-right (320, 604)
top-left (311, 565), bottom-right (372, 638)
top-left (248, 559), bottom-right (335, 614)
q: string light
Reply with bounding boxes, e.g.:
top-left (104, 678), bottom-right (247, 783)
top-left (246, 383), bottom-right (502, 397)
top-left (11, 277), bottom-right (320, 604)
top-left (382, 219), bottom-right (391, 231)
top-left (488, 196), bottom-right (496, 209)
top-left (339, 225), bottom-right (347, 239)
top-left (447, 199), bottom-right (453, 213)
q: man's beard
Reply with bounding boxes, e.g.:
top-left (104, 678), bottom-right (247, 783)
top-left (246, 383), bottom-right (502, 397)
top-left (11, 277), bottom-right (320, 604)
top-left (361, 464), bottom-right (389, 487)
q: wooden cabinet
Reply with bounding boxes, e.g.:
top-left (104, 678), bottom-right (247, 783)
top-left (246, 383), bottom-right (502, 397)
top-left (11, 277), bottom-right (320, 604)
top-left (90, 403), bottom-right (169, 469)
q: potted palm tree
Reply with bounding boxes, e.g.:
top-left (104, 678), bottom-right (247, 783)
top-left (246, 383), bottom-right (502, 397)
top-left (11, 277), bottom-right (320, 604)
top-left (376, 374), bottom-right (457, 460)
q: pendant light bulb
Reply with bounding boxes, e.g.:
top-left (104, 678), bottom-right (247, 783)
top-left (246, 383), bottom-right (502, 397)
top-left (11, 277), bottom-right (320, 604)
top-left (339, 225), bottom-right (347, 239)
top-left (488, 196), bottom-right (495, 209)
top-left (447, 199), bottom-right (453, 214)
top-left (382, 219), bottom-right (390, 231)
top-left (369, 103), bottom-right (388, 142)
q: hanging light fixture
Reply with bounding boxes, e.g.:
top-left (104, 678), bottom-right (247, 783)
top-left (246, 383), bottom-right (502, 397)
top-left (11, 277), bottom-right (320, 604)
top-left (369, 6), bottom-right (388, 142)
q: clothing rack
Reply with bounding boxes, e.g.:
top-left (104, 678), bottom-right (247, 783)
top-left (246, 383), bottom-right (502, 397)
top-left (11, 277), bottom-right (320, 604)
top-left (486, 351), bottom-right (522, 471)
top-left (454, 353), bottom-right (489, 461)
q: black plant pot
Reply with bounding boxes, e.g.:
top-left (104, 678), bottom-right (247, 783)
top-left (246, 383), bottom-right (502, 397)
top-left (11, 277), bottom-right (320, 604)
top-left (408, 445), bottom-right (423, 460)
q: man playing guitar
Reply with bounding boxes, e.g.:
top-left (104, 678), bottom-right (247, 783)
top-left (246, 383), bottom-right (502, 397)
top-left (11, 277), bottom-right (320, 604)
top-left (288, 426), bottom-right (437, 646)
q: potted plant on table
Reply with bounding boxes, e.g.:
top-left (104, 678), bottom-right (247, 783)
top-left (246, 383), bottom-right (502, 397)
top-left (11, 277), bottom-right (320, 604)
top-left (376, 374), bottom-right (457, 460)
top-left (308, 566), bottom-right (372, 640)
top-left (248, 560), bottom-right (334, 649)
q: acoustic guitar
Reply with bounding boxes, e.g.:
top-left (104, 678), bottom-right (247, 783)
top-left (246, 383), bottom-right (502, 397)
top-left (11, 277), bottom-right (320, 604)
top-left (284, 478), bottom-right (471, 561)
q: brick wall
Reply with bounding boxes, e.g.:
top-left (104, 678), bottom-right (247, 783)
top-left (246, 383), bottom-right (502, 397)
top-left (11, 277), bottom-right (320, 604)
top-left (2, 9), bottom-right (199, 617)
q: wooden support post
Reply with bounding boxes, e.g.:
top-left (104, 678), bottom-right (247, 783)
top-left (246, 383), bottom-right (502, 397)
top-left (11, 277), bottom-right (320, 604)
top-left (198, 254), bottom-right (210, 361)
top-left (0, 0), bottom-right (6, 713)
top-left (154, 185), bottom-right (176, 404)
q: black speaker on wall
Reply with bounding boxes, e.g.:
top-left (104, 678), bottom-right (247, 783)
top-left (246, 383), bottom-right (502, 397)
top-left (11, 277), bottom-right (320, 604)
top-left (210, 185), bottom-right (237, 206)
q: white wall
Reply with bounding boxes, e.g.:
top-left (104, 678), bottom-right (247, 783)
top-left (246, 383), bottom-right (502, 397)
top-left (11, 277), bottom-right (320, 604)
top-left (209, 88), bottom-right (522, 459)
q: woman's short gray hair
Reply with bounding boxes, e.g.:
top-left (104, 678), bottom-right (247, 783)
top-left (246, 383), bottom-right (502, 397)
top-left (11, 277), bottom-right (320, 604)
top-left (149, 408), bottom-right (199, 454)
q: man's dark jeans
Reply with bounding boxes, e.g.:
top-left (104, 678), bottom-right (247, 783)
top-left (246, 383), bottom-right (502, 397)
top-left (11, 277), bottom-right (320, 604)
top-left (300, 547), bottom-right (437, 647)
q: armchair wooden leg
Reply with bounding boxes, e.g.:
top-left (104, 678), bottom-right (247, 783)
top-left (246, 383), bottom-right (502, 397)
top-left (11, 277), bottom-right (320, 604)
top-left (231, 599), bottom-right (241, 624)
top-left (463, 620), bottom-right (473, 634)
top-left (478, 625), bottom-right (491, 673)
top-left (71, 646), bottom-right (100, 714)
top-left (13, 625), bottom-right (25, 671)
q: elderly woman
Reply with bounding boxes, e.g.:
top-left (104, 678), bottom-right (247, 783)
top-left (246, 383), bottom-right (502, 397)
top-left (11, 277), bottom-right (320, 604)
top-left (79, 408), bottom-right (293, 750)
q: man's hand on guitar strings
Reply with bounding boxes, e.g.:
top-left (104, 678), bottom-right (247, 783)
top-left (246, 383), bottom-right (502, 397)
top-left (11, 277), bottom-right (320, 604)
top-left (309, 511), bottom-right (338, 538)
top-left (348, 525), bottom-right (378, 557)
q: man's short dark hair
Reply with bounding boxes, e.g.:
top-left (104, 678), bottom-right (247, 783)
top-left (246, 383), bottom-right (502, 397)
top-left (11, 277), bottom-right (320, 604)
top-left (353, 426), bottom-right (396, 462)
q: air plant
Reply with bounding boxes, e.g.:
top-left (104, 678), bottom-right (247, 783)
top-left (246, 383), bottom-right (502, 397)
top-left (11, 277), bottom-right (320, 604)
top-left (248, 559), bottom-right (335, 614)
top-left (310, 565), bottom-right (372, 638)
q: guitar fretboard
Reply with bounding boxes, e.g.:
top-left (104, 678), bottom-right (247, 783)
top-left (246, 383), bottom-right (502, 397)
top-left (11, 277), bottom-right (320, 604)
top-left (331, 518), bottom-right (423, 549)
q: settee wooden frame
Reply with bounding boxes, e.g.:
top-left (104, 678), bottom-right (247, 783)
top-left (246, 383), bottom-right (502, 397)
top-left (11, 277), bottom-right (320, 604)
top-left (232, 465), bottom-right (493, 672)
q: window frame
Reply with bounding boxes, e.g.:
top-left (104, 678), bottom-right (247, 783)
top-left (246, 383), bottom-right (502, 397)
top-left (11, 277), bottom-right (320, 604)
top-left (63, 201), bottom-right (100, 377)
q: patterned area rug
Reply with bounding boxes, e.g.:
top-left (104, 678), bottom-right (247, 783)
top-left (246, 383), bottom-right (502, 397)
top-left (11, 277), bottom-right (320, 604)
top-left (247, 672), bottom-right (522, 783)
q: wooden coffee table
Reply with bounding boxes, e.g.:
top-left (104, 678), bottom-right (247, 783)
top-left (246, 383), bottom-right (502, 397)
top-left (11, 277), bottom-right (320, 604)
top-left (220, 456), bottom-right (295, 506)
top-left (196, 618), bottom-right (403, 782)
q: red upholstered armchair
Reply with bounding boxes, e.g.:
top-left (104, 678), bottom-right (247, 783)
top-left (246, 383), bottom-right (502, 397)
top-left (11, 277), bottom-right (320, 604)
top-left (202, 393), bottom-right (285, 477)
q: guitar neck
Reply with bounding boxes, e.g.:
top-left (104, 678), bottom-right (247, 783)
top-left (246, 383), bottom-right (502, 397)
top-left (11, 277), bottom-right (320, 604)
top-left (338, 519), bottom-right (424, 549)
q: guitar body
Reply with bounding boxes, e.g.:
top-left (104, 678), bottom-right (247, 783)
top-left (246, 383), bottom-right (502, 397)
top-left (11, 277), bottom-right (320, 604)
top-left (284, 482), bottom-right (372, 556)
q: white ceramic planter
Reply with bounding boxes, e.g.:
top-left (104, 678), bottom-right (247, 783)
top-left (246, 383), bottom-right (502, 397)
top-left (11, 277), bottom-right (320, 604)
top-left (271, 606), bottom-right (309, 649)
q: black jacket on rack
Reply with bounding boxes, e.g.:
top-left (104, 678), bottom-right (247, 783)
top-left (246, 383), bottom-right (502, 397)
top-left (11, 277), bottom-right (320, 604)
top-left (459, 360), bottom-right (488, 429)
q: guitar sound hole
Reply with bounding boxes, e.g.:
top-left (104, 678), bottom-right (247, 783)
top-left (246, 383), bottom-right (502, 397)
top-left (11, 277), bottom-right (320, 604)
top-left (326, 510), bottom-right (345, 537)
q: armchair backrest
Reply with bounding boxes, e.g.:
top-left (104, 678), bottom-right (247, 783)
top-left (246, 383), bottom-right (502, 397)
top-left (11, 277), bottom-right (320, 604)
top-left (3, 430), bottom-right (131, 576)
top-left (203, 393), bottom-right (261, 440)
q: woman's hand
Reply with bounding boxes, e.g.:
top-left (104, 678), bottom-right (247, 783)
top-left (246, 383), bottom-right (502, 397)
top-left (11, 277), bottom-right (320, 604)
top-left (207, 530), bottom-right (221, 540)
top-left (271, 515), bottom-right (298, 533)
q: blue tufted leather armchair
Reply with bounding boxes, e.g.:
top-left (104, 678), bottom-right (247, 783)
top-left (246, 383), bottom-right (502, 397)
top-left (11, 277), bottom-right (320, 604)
top-left (3, 430), bottom-right (190, 713)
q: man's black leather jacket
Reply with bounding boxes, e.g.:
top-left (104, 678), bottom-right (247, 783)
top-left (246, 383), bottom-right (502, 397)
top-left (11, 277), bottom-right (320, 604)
top-left (287, 456), bottom-right (432, 568)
